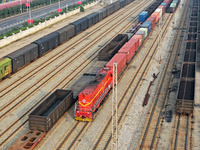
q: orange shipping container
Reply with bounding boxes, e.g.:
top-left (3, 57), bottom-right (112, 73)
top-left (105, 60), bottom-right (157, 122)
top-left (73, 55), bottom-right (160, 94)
top-left (132, 35), bottom-right (142, 47)
top-left (151, 12), bottom-right (160, 23)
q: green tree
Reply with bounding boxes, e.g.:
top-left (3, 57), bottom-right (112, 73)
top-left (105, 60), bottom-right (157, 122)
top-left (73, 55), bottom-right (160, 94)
top-left (80, 5), bottom-right (84, 12)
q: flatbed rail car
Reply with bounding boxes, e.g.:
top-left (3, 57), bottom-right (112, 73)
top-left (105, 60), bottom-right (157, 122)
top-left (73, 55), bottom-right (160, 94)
top-left (9, 90), bottom-right (73, 149)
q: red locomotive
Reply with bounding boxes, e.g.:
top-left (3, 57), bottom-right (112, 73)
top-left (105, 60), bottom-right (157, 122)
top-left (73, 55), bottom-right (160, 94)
top-left (75, 68), bottom-right (113, 121)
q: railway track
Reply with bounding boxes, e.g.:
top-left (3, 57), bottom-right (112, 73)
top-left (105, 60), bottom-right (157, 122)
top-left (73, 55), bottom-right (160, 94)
top-left (54, 6), bottom-right (177, 150)
top-left (0, 0), bottom-right (155, 149)
top-left (137, 0), bottom-right (192, 149)
top-left (171, 114), bottom-right (192, 150)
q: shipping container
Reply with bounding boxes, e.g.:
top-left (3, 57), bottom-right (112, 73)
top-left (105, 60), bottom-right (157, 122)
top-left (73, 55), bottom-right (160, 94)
top-left (56, 25), bottom-right (75, 44)
top-left (155, 8), bottom-right (162, 18)
top-left (0, 57), bottom-right (12, 79)
top-left (141, 21), bottom-right (152, 34)
top-left (29, 90), bottom-right (73, 132)
top-left (130, 37), bottom-right (139, 51)
top-left (146, 16), bottom-right (156, 28)
top-left (118, 42), bottom-right (136, 63)
top-left (135, 30), bottom-right (145, 40)
top-left (132, 35), bottom-right (143, 47)
top-left (139, 11), bottom-right (148, 22)
top-left (139, 28), bottom-right (148, 38)
top-left (70, 17), bottom-right (89, 35)
top-left (33, 32), bottom-right (60, 57)
top-left (106, 53), bottom-right (127, 76)
top-left (151, 12), bottom-right (160, 23)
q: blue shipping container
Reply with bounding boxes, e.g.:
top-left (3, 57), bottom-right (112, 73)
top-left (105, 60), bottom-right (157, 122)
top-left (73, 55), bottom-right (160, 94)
top-left (161, 3), bottom-right (167, 9)
top-left (139, 11), bottom-right (148, 22)
top-left (141, 21), bottom-right (152, 34)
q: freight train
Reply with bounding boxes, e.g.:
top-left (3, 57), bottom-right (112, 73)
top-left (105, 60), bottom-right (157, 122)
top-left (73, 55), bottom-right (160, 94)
top-left (75, 0), bottom-right (177, 121)
top-left (0, 0), bottom-right (134, 81)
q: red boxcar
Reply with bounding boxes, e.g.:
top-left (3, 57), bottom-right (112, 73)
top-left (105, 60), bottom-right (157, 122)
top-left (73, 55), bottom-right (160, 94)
top-left (146, 16), bottom-right (156, 28)
top-left (118, 42), bottom-right (136, 63)
top-left (75, 68), bottom-right (113, 121)
top-left (132, 35), bottom-right (143, 47)
top-left (106, 53), bottom-right (127, 76)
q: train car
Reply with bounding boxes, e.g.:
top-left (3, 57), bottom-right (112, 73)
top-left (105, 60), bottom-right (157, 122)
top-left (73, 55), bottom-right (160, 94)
top-left (113, 1), bottom-right (120, 11)
top-left (56, 25), bottom-right (75, 44)
top-left (97, 8), bottom-right (107, 21)
top-left (68, 61), bottom-right (107, 99)
top-left (29, 90), bottom-right (73, 131)
top-left (132, 34), bottom-right (143, 46)
top-left (105, 53), bottom-right (127, 76)
top-left (168, 0), bottom-right (179, 13)
top-left (70, 17), bottom-right (89, 35)
top-left (6, 43), bottom-right (38, 73)
top-left (33, 32), bottom-right (60, 57)
top-left (151, 12), bottom-right (160, 23)
top-left (105, 4), bottom-right (115, 16)
top-left (0, 57), bottom-right (12, 80)
top-left (118, 41), bottom-right (136, 63)
top-left (86, 12), bottom-right (99, 27)
top-left (98, 34), bottom-right (128, 61)
top-left (146, 16), bottom-right (156, 28)
top-left (119, 0), bottom-right (126, 8)
top-left (176, 78), bottom-right (195, 114)
top-left (141, 21), bottom-right (152, 34)
top-left (75, 68), bottom-right (113, 121)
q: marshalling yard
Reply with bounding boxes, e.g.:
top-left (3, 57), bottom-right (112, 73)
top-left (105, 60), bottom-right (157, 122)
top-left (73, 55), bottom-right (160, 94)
top-left (0, 0), bottom-right (199, 149)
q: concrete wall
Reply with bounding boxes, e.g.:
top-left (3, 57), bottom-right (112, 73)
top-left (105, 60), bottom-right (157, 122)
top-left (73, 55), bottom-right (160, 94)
top-left (0, 1), bottom-right (99, 48)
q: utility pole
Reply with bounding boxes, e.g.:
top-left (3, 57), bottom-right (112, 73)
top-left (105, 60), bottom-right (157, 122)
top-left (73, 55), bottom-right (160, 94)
top-left (112, 63), bottom-right (118, 150)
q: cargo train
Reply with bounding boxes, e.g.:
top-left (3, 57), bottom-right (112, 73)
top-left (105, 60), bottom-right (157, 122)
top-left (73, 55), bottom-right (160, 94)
top-left (75, 0), bottom-right (176, 121)
top-left (0, 0), bottom-right (134, 81)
